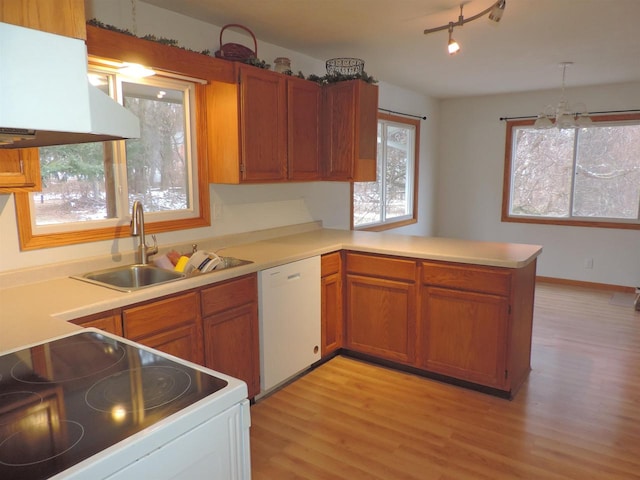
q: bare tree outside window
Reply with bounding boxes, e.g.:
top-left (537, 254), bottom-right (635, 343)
top-left (504, 115), bottom-right (640, 229)
top-left (30, 72), bottom-right (195, 230)
top-left (353, 116), bottom-right (417, 229)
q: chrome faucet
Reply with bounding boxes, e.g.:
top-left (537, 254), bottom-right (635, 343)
top-left (130, 200), bottom-right (158, 265)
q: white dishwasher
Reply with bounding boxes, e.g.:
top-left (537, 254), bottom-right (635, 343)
top-left (258, 256), bottom-right (321, 393)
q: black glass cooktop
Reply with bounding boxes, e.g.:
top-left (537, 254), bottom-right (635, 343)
top-left (0, 331), bottom-right (227, 480)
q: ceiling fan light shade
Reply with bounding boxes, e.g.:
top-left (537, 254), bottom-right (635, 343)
top-left (576, 113), bottom-right (593, 127)
top-left (489, 0), bottom-right (506, 22)
top-left (534, 114), bottom-right (554, 130)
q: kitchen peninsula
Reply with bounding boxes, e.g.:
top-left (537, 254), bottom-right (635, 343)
top-left (0, 224), bottom-right (541, 397)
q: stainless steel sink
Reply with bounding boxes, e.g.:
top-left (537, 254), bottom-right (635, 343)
top-left (72, 264), bottom-right (186, 292)
top-left (71, 257), bottom-right (253, 292)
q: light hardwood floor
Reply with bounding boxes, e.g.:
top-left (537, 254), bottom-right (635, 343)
top-left (250, 283), bottom-right (640, 479)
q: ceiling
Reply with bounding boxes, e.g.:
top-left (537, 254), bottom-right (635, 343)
top-left (140, 0), bottom-right (640, 99)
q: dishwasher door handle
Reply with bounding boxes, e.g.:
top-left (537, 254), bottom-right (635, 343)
top-left (287, 273), bottom-right (301, 281)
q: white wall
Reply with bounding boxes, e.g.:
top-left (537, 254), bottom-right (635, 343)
top-left (437, 82), bottom-right (640, 288)
top-left (0, 0), bottom-right (437, 273)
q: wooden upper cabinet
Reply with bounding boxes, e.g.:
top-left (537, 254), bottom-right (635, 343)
top-left (287, 77), bottom-right (321, 180)
top-left (207, 65), bottom-right (288, 183)
top-left (0, 149), bottom-right (41, 192)
top-left (322, 80), bottom-right (378, 182)
top-left (0, 0), bottom-right (86, 39)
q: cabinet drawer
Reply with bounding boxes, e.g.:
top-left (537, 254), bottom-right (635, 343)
top-left (321, 251), bottom-right (341, 277)
top-left (123, 292), bottom-right (199, 340)
top-left (421, 262), bottom-right (511, 296)
top-left (201, 274), bottom-right (257, 317)
top-left (346, 252), bottom-right (416, 282)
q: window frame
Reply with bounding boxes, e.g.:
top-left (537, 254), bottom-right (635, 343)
top-left (502, 113), bottom-right (640, 230)
top-left (14, 72), bottom-right (210, 250)
top-left (351, 112), bottom-right (420, 232)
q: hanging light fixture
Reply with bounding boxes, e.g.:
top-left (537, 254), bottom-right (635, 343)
top-left (447, 24), bottom-right (460, 55)
top-left (424, 1), bottom-right (506, 55)
top-left (534, 62), bottom-right (593, 130)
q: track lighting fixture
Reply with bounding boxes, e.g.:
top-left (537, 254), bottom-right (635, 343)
top-left (424, 0), bottom-right (506, 55)
top-left (447, 24), bottom-right (460, 55)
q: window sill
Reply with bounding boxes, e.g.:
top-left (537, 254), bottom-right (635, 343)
top-left (355, 218), bottom-right (417, 232)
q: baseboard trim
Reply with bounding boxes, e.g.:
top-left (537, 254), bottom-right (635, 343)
top-left (536, 276), bottom-right (635, 293)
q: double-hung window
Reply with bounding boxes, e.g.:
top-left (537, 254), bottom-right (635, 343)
top-left (15, 65), bottom-right (209, 249)
top-left (352, 113), bottom-right (419, 230)
top-left (503, 114), bottom-right (640, 229)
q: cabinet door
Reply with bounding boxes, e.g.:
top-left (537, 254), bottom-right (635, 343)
top-left (202, 274), bottom-right (259, 397)
top-left (134, 323), bottom-right (203, 365)
top-left (287, 78), bottom-right (321, 180)
top-left (419, 286), bottom-right (509, 389)
top-left (239, 66), bottom-right (287, 182)
top-left (322, 80), bottom-right (378, 182)
top-left (122, 292), bottom-right (203, 365)
top-left (0, 149), bottom-right (41, 192)
top-left (345, 274), bottom-right (416, 364)
top-left (321, 270), bottom-right (343, 356)
top-left (204, 304), bottom-right (260, 398)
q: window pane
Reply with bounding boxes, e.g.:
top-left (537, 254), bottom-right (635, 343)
top-left (33, 142), bottom-right (114, 225)
top-left (510, 127), bottom-right (574, 217)
top-left (123, 82), bottom-right (189, 213)
top-left (353, 122), bottom-right (383, 227)
top-left (573, 124), bottom-right (640, 219)
top-left (385, 124), bottom-right (412, 220)
top-left (33, 72), bottom-right (114, 226)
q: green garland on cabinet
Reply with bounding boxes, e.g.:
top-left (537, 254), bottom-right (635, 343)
top-left (87, 19), bottom-right (377, 85)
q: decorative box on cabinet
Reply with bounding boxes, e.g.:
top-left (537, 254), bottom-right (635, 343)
top-left (122, 292), bottom-right (204, 365)
top-left (201, 274), bottom-right (260, 398)
top-left (321, 251), bottom-right (343, 356)
top-left (344, 252), bottom-right (417, 364)
top-left (322, 80), bottom-right (378, 182)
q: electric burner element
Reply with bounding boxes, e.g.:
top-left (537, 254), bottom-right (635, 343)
top-left (0, 421), bottom-right (84, 467)
top-left (10, 338), bottom-right (125, 384)
top-left (86, 366), bottom-right (192, 412)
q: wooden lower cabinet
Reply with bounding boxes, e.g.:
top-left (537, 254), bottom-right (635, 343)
top-left (201, 274), bottom-right (260, 398)
top-left (122, 291), bottom-right (204, 365)
top-left (71, 310), bottom-right (122, 336)
top-left (419, 286), bottom-right (509, 389)
top-left (418, 260), bottom-right (535, 394)
top-left (321, 252), bottom-right (343, 356)
top-left (345, 252), bottom-right (417, 364)
top-left (342, 253), bottom-right (535, 395)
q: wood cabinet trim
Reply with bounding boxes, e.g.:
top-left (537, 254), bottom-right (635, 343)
top-left (346, 251), bottom-right (417, 282)
top-left (421, 260), bottom-right (511, 296)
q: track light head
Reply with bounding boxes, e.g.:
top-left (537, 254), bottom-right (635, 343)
top-left (447, 24), bottom-right (460, 55)
top-left (489, 0), bottom-right (506, 22)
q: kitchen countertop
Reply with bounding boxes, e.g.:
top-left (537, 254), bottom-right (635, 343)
top-left (0, 225), bottom-right (542, 353)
